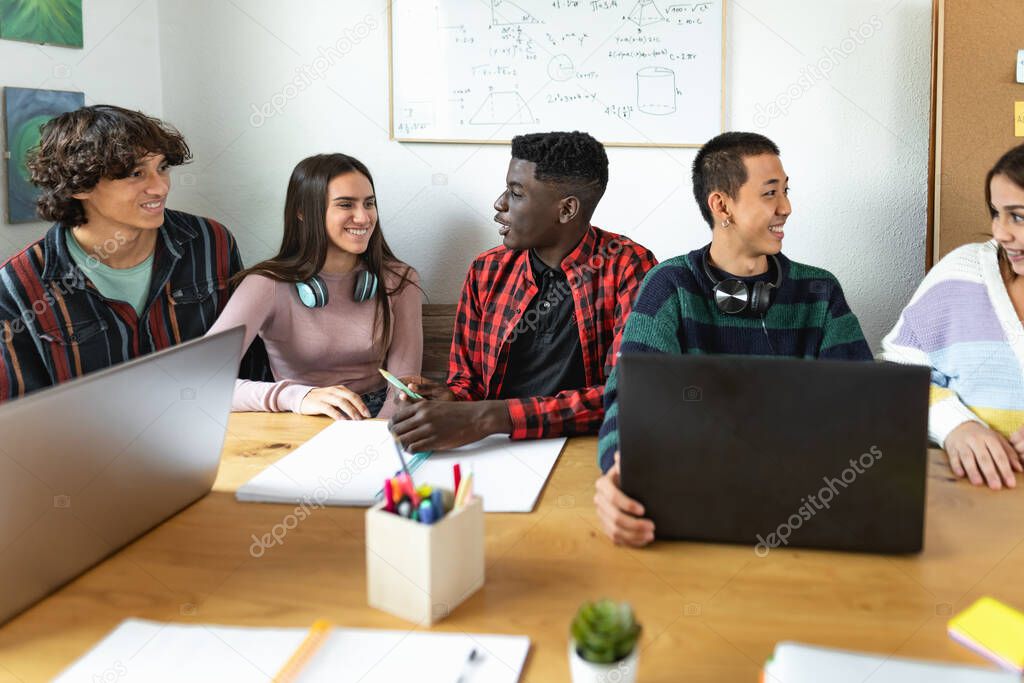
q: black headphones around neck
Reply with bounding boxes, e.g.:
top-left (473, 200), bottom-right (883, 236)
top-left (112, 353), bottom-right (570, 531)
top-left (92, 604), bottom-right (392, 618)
top-left (702, 250), bottom-right (782, 317)
top-left (295, 270), bottom-right (378, 309)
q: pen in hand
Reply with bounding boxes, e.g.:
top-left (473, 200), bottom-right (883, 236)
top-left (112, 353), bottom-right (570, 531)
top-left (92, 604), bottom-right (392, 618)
top-left (379, 368), bottom-right (424, 400)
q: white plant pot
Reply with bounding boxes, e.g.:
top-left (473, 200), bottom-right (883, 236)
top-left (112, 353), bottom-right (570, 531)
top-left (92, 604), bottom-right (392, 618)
top-left (568, 640), bottom-right (639, 683)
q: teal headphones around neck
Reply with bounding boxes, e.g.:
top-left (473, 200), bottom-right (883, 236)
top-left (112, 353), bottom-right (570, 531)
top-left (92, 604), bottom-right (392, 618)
top-left (295, 271), bottom-right (378, 308)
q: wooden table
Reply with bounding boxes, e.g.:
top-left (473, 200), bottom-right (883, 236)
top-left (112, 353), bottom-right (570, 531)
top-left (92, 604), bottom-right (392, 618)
top-left (2, 413), bottom-right (1023, 682)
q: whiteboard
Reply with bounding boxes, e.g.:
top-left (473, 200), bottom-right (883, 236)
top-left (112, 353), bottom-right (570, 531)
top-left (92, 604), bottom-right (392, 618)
top-left (388, 0), bottom-right (726, 147)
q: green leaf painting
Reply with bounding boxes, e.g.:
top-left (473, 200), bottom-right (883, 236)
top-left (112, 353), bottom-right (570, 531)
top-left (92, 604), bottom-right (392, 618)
top-left (4, 87), bottom-right (85, 223)
top-left (0, 0), bottom-right (84, 49)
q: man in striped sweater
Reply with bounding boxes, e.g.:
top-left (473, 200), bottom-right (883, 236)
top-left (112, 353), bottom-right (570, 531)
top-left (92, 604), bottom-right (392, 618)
top-left (594, 132), bottom-right (872, 547)
top-left (0, 105), bottom-right (245, 402)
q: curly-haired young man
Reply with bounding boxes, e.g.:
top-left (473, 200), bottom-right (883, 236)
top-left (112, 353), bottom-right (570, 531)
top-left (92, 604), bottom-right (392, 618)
top-left (0, 105), bottom-right (244, 401)
top-left (389, 131), bottom-right (658, 450)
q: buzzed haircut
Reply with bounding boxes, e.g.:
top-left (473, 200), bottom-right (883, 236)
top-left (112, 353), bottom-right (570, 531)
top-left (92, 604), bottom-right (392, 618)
top-left (692, 132), bottom-right (780, 228)
top-left (511, 131), bottom-right (608, 218)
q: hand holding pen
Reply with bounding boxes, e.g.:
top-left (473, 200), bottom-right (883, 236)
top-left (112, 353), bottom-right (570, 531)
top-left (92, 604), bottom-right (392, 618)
top-left (384, 369), bottom-right (493, 452)
top-left (388, 372), bottom-right (457, 402)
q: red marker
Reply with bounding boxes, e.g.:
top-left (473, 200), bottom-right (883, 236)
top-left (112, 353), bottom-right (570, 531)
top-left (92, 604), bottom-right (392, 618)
top-left (398, 473), bottom-right (421, 506)
top-left (383, 479), bottom-right (396, 513)
top-left (453, 463), bottom-right (462, 495)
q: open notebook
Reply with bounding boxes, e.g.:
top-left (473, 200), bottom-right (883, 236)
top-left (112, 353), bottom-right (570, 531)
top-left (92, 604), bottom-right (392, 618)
top-left (236, 420), bottom-right (567, 513)
top-left (54, 619), bottom-right (530, 683)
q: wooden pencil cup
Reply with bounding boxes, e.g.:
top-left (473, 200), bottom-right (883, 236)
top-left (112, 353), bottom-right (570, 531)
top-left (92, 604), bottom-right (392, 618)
top-left (365, 496), bottom-right (485, 625)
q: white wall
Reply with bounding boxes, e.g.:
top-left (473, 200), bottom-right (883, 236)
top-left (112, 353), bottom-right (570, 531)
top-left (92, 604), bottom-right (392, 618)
top-left (155, 0), bottom-right (930, 350)
top-left (0, 0), bottom-right (164, 261)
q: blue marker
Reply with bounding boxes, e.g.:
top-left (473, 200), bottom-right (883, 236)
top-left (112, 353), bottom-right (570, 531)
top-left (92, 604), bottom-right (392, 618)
top-left (419, 500), bottom-right (436, 524)
top-left (430, 489), bottom-right (445, 521)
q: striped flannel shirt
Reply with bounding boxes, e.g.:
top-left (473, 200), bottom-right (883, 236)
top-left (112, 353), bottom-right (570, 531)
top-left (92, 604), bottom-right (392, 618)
top-left (0, 209), bottom-right (242, 402)
top-left (447, 225), bottom-right (657, 440)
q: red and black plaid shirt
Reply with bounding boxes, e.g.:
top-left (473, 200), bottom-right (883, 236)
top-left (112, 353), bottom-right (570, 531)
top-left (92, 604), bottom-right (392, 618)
top-left (448, 225), bottom-right (657, 439)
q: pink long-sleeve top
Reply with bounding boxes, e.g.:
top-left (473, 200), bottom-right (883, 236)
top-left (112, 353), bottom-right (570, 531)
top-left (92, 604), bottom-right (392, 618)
top-left (208, 265), bottom-right (422, 417)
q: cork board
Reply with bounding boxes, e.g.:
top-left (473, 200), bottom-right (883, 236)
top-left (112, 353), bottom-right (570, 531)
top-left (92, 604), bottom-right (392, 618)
top-left (933, 0), bottom-right (1024, 263)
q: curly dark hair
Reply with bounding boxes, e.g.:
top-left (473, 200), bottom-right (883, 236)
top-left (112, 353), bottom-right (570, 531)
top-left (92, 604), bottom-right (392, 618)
top-left (511, 131), bottom-right (608, 218)
top-left (26, 105), bottom-right (191, 227)
top-left (692, 132), bottom-right (780, 229)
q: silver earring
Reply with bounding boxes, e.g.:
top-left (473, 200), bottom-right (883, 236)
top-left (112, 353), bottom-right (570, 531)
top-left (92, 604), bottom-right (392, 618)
top-left (722, 219), bottom-right (730, 228)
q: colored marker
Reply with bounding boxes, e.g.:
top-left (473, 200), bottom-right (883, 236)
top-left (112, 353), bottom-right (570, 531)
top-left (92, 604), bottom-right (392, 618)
top-left (440, 488), bottom-right (455, 512)
top-left (430, 489), bottom-right (445, 521)
top-left (419, 499), bottom-right (436, 524)
top-left (455, 472), bottom-right (474, 509)
top-left (398, 473), bottom-right (421, 507)
top-left (378, 368), bottom-right (424, 400)
top-left (453, 463), bottom-right (462, 494)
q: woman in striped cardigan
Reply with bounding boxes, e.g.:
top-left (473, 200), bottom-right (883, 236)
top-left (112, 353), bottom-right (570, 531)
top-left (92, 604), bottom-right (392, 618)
top-left (881, 144), bottom-right (1024, 490)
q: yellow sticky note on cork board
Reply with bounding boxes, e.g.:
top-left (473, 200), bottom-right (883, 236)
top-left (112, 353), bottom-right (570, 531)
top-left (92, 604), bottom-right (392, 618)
top-left (1017, 102), bottom-right (1024, 137)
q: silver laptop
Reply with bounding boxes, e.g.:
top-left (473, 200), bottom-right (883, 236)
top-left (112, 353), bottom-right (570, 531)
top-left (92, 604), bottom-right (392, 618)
top-left (0, 327), bottom-right (244, 624)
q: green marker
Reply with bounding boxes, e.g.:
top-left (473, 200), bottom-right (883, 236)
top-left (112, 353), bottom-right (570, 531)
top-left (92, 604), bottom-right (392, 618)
top-left (378, 368), bottom-right (424, 400)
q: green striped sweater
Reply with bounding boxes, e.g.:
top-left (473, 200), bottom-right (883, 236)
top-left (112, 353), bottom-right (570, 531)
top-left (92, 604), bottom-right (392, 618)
top-left (598, 245), bottom-right (872, 471)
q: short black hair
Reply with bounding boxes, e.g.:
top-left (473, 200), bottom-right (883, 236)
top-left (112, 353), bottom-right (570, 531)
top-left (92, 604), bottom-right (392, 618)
top-left (511, 131), bottom-right (608, 217)
top-left (27, 105), bottom-right (191, 227)
top-left (692, 132), bottom-right (780, 228)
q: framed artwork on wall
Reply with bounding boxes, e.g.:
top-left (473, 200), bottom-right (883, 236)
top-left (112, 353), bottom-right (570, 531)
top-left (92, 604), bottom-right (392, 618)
top-left (0, 0), bottom-right (83, 49)
top-left (3, 86), bottom-right (85, 223)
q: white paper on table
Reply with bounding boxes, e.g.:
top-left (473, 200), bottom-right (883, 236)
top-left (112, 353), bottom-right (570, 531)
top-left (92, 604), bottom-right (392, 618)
top-left (763, 641), bottom-right (1018, 682)
top-left (235, 420), bottom-right (566, 512)
top-left (53, 619), bottom-right (530, 683)
top-left (236, 420), bottom-right (401, 507)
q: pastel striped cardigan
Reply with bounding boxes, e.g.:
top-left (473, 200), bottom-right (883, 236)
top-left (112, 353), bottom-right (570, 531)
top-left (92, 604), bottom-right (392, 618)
top-left (880, 240), bottom-right (1024, 447)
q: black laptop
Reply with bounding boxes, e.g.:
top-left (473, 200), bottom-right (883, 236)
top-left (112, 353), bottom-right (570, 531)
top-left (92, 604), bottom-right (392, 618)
top-left (617, 354), bottom-right (931, 554)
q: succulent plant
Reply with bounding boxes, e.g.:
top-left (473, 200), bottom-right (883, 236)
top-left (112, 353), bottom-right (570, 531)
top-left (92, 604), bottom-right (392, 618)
top-left (570, 599), bottom-right (642, 664)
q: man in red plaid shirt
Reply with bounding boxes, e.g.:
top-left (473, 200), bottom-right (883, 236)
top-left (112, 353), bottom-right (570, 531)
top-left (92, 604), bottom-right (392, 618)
top-left (390, 132), bottom-right (657, 451)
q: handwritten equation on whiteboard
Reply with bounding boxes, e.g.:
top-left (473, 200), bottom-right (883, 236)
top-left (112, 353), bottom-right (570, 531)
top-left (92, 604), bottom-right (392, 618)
top-left (390, 0), bottom-right (724, 146)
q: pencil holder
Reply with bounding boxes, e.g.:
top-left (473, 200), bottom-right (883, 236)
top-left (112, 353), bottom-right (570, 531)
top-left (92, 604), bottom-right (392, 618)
top-left (365, 496), bottom-right (484, 625)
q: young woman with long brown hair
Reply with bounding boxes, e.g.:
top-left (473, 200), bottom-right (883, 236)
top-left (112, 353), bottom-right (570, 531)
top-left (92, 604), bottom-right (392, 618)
top-left (209, 153), bottom-right (421, 419)
top-left (882, 143), bottom-right (1024, 490)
